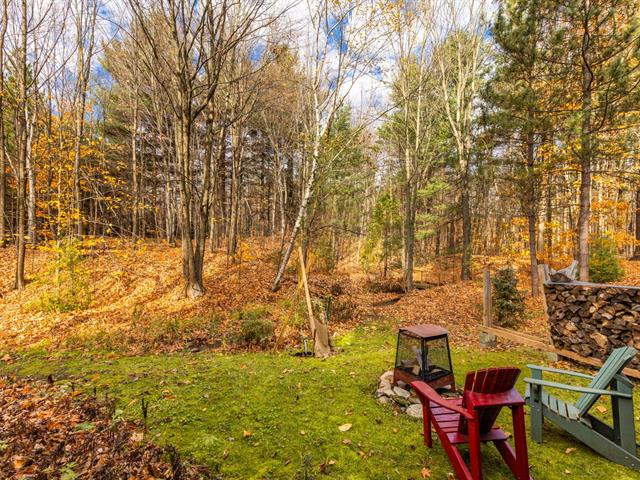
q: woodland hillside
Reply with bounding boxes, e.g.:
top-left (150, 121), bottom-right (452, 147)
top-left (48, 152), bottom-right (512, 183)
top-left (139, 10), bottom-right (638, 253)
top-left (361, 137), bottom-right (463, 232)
top-left (3, 0), bottom-right (640, 478)
top-left (0, 238), bottom-right (515, 353)
top-left (3, 236), bottom-right (640, 357)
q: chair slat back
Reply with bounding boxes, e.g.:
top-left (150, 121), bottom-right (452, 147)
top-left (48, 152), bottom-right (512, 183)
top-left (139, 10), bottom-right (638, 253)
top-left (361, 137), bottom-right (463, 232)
top-left (458, 367), bottom-right (520, 435)
top-left (575, 346), bottom-right (637, 417)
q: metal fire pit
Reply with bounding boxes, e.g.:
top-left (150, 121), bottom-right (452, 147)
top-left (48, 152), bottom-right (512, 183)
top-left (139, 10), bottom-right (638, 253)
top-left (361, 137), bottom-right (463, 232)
top-left (393, 324), bottom-right (455, 391)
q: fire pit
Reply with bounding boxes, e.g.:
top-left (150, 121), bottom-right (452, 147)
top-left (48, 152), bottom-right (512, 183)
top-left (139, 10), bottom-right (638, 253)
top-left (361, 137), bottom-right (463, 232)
top-left (393, 325), bottom-right (455, 391)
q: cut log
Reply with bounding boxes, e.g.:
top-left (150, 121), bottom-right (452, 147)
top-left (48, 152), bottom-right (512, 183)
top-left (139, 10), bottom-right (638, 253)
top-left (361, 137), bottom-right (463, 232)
top-left (544, 282), bottom-right (640, 369)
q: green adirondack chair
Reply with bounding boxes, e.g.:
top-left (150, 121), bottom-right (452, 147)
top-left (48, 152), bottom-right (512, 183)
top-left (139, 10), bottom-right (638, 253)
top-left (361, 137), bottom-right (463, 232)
top-left (524, 346), bottom-right (639, 470)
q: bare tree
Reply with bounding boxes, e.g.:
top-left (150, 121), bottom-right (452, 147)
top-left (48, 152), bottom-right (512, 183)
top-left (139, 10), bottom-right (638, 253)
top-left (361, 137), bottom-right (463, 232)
top-left (433, 0), bottom-right (487, 281)
top-left (6, 0), bottom-right (67, 288)
top-left (71, 0), bottom-right (98, 237)
top-left (384, 0), bottom-right (440, 292)
top-left (0, 0), bottom-right (8, 248)
top-left (127, 0), bottom-right (277, 298)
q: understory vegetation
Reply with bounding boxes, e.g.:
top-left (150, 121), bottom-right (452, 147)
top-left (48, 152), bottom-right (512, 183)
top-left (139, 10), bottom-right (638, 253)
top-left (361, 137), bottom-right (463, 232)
top-left (589, 237), bottom-right (626, 283)
top-left (492, 267), bottom-right (526, 328)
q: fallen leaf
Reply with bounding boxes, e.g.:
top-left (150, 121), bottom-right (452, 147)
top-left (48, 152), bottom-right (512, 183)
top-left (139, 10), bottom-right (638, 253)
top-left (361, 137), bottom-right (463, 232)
top-left (565, 447), bottom-right (576, 454)
top-left (299, 430), bottom-right (306, 436)
top-left (565, 469), bottom-right (571, 475)
top-left (341, 438), bottom-right (352, 445)
top-left (596, 405), bottom-right (607, 414)
top-left (421, 467), bottom-right (431, 478)
top-left (243, 430), bottom-right (252, 438)
top-left (11, 455), bottom-right (25, 471)
top-left (338, 423), bottom-right (352, 432)
top-left (130, 431), bottom-right (144, 442)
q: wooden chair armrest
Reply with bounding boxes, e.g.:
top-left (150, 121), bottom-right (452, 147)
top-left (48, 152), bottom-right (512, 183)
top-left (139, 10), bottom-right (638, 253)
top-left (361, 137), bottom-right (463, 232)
top-left (527, 364), bottom-right (594, 380)
top-left (524, 377), bottom-right (632, 398)
top-left (411, 381), bottom-right (473, 419)
top-left (465, 388), bottom-right (525, 408)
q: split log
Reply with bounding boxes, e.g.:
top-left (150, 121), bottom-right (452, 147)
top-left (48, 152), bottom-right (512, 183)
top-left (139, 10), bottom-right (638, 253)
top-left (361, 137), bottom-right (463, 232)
top-left (544, 282), bottom-right (640, 369)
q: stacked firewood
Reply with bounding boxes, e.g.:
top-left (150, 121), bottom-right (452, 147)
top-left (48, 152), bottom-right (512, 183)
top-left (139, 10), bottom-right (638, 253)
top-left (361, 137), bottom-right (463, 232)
top-left (545, 282), bottom-right (640, 369)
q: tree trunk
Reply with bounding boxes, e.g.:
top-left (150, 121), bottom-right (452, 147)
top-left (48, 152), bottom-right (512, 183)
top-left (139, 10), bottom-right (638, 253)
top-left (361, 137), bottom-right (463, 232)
top-left (175, 111), bottom-right (205, 298)
top-left (272, 153), bottom-right (318, 292)
top-left (461, 171), bottom-right (472, 281)
top-left (14, 0), bottom-right (28, 289)
top-left (298, 246), bottom-right (330, 358)
top-left (577, 24), bottom-right (593, 281)
top-left (0, 0), bottom-right (6, 249)
top-left (403, 163), bottom-right (415, 292)
top-left (131, 95), bottom-right (139, 240)
top-left (72, 0), bottom-right (97, 238)
top-left (632, 189), bottom-right (640, 259)
top-left (526, 130), bottom-right (538, 297)
top-left (26, 105), bottom-right (37, 244)
top-left (227, 126), bottom-right (243, 256)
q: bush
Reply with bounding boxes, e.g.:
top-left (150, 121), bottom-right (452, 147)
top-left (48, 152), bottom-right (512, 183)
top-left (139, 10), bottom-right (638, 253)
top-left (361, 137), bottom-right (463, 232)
top-left (232, 306), bottom-right (274, 345)
top-left (34, 238), bottom-right (90, 313)
top-left (492, 266), bottom-right (525, 328)
top-left (589, 237), bottom-right (624, 283)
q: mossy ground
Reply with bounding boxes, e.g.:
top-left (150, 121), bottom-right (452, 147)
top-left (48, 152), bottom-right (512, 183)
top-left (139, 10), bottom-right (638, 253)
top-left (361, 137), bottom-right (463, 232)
top-left (3, 326), bottom-right (640, 479)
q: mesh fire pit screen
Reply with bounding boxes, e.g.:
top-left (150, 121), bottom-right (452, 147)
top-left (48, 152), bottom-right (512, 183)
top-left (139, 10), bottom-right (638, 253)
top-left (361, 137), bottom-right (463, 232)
top-left (393, 325), bottom-right (455, 391)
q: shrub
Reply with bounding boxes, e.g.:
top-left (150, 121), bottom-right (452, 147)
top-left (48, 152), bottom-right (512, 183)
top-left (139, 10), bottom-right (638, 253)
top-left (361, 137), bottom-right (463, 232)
top-left (232, 306), bottom-right (274, 345)
top-left (492, 266), bottom-right (525, 328)
top-left (34, 238), bottom-right (90, 313)
top-left (589, 236), bottom-right (624, 283)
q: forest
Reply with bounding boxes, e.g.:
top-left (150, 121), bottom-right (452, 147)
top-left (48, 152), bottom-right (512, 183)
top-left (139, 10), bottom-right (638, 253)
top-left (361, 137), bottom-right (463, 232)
top-left (1, 0), bottom-right (639, 297)
top-left (2, 0), bottom-right (640, 479)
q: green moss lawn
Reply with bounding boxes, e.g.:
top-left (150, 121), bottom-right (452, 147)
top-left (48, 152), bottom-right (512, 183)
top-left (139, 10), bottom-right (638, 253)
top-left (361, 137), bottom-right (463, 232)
top-left (3, 326), bottom-right (640, 479)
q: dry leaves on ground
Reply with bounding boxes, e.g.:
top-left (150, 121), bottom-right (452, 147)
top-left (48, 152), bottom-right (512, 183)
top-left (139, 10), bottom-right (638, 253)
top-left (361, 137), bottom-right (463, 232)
top-left (0, 376), bottom-right (208, 479)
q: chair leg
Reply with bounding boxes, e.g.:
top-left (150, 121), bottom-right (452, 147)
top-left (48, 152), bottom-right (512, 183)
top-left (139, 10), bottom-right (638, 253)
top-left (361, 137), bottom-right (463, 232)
top-left (529, 384), bottom-right (543, 443)
top-left (612, 379), bottom-right (636, 455)
top-left (512, 404), bottom-right (530, 480)
top-left (422, 401), bottom-right (432, 448)
top-left (468, 416), bottom-right (483, 480)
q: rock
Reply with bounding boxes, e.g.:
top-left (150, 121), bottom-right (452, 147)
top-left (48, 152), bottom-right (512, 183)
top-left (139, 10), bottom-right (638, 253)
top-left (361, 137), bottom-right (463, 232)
top-left (396, 380), bottom-right (407, 389)
top-left (410, 396), bottom-right (421, 405)
top-left (565, 321), bottom-right (578, 332)
top-left (393, 396), bottom-right (412, 407)
top-left (406, 403), bottom-right (423, 418)
top-left (378, 396), bottom-right (390, 405)
top-left (381, 388), bottom-right (395, 397)
top-left (393, 386), bottom-right (410, 398)
top-left (380, 370), bottom-right (394, 383)
top-left (479, 331), bottom-right (497, 348)
top-left (379, 379), bottom-right (392, 390)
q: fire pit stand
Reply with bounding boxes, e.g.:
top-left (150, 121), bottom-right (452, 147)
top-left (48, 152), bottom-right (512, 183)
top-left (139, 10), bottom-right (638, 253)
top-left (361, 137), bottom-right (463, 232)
top-left (393, 324), bottom-right (455, 391)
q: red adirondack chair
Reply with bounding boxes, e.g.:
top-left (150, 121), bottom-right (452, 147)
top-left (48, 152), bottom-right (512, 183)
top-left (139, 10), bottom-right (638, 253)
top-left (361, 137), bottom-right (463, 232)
top-left (412, 367), bottom-right (532, 480)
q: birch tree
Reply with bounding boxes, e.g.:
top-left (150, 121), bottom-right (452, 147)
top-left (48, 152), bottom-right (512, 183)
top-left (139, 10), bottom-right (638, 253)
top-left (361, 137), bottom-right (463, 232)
top-left (271, 0), bottom-right (383, 292)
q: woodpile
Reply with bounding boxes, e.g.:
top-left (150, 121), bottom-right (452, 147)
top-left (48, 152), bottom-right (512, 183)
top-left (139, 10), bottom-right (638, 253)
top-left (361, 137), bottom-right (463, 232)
top-left (545, 282), bottom-right (640, 369)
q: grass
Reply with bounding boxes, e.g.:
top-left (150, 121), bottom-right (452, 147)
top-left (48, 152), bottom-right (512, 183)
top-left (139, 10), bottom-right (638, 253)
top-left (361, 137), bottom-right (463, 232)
top-left (2, 326), bottom-right (640, 479)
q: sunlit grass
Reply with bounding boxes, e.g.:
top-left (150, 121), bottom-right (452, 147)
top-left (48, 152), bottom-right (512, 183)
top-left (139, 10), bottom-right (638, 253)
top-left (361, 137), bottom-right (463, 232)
top-left (2, 326), bottom-right (639, 479)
